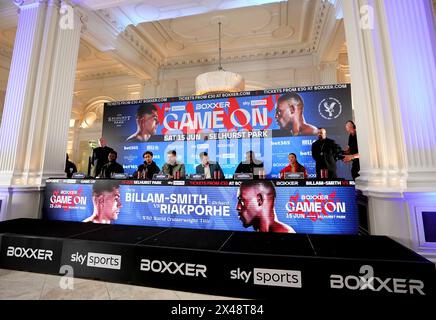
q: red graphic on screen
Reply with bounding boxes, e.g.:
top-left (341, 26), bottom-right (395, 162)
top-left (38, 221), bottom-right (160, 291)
top-left (286, 191), bottom-right (344, 222)
top-left (49, 187), bottom-right (86, 211)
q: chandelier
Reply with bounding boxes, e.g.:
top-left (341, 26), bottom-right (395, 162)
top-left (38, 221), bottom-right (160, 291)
top-left (195, 18), bottom-right (245, 95)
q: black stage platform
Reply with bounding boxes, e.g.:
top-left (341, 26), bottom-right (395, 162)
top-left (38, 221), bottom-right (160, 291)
top-left (0, 219), bottom-right (434, 298)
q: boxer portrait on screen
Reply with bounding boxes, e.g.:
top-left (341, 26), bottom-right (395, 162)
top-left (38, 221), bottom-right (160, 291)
top-left (83, 180), bottom-right (122, 224)
top-left (126, 103), bottom-right (159, 142)
top-left (236, 180), bottom-right (295, 233)
top-left (275, 92), bottom-right (318, 136)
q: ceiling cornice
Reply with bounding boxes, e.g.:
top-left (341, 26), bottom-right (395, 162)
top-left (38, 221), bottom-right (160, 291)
top-left (160, 0), bottom-right (331, 69)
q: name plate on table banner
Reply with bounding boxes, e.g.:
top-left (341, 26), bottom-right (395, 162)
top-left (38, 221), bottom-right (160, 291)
top-left (233, 173), bottom-right (253, 180)
top-left (190, 174), bottom-right (205, 180)
top-left (112, 173), bottom-right (129, 179)
top-left (153, 173), bottom-right (169, 180)
top-left (285, 172), bottom-right (305, 180)
top-left (72, 173), bottom-right (86, 179)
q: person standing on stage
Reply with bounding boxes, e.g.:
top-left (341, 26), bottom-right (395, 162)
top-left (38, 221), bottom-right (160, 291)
top-left (195, 152), bottom-right (224, 179)
top-left (161, 150), bottom-right (185, 179)
top-left (342, 120), bottom-right (360, 180)
top-left (280, 153), bottom-right (308, 179)
top-left (91, 137), bottom-right (113, 178)
top-left (133, 151), bottom-right (160, 179)
top-left (65, 153), bottom-right (77, 178)
top-left (99, 151), bottom-right (124, 178)
top-left (311, 128), bottom-right (341, 179)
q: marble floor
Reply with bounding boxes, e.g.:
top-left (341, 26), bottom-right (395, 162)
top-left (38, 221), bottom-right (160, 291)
top-left (0, 268), bottom-right (241, 300)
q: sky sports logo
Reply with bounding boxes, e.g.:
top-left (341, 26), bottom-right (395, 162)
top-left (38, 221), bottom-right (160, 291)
top-left (230, 267), bottom-right (302, 288)
top-left (171, 105), bottom-right (186, 111)
top-left (70, 252), bottom-right (122, 270)
top-left (250, 100), bottom-right (267, 106)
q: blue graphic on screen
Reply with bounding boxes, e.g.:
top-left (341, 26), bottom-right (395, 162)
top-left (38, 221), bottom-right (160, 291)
top-left (43, 181), bottom-right (359, 235)
top-left (102, 85), bottom-right (353, 179)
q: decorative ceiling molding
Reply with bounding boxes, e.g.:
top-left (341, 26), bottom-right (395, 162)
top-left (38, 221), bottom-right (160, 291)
top-left (161, 45), bottom-right (316, 69)
top-left (77, 5), bottom-right (159, 80)
top-left (75, 0), bottom-right (282, 22)
top-left (121, 26), bottom-right (162, 67)
top-left (83, 96), bottom-right (115, 118)
top-left (82, 1), bottom-right (334, 71)
top-left (159, 0), bottom-right (331, 68)
top-left (0, 0), bottom-right (342, 84)
top-left (76, 68), bottom-right (132, 81)
top-left (75, 39), bottom-right (134, 80)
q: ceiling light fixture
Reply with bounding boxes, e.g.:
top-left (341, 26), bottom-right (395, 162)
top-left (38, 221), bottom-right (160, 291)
top-left (195, 17), bottom-right (245, 95)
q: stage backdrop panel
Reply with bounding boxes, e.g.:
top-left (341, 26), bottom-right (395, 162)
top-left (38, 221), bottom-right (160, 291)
top-left (43, 179), bottom-right (359, 235)
top-left (102, 84), bottom-right (353, 179)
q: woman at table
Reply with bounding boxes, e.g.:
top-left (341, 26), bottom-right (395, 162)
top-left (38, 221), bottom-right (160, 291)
top-left (280, 153), bottom-right (308, 179)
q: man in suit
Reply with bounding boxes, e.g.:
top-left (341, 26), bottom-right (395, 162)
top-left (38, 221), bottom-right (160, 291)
top-left (65, 153), bottom-right (77, 178)
top-left (91, 137), bottom-right (113, 177)
top-left (311, 128), bottom-right (341, 179)
top-left (195, 152), bottom-right (224, 179)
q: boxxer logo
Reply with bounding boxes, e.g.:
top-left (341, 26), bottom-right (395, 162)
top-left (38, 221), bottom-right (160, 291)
top-left (6, 246), bottom-right (53, 261)
top-left (140, 259), bottom-right (207, 278)
top-left (330, 265), bottom-right (426, 295)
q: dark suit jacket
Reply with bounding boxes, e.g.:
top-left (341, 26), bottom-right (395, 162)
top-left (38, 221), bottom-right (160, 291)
top-left (311, 138), bottom-right (341, 176)
top-left (99, 161), bottom-right (124, 178)
top-left (195, 161), bottom-right (224, 179)
top-left (234, 161), bottom-right (264, 179)
top-left (91, 146), bottom-right (113, 177)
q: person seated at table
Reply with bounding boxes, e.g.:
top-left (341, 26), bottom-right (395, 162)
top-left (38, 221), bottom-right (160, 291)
top-left (161, 150), bottom-right (185, 179)
top-left (280, 153), bottom-right (308, 179)
top-left (195, 151), bottom-right (224, 179)
top-left (234, 151), bottom-right (265, 179)
top-left (133, 151), bottom-right (160, 179)
top-left (99, 151), bottom-right (124, 178)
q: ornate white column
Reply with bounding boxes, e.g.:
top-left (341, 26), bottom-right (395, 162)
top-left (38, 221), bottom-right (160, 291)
top-left (0, 0), bottom-right (82, 220)
top-left (342, 0), bottom-right (436, 261)
top-left (0, 0), bottom-right (47, 186)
